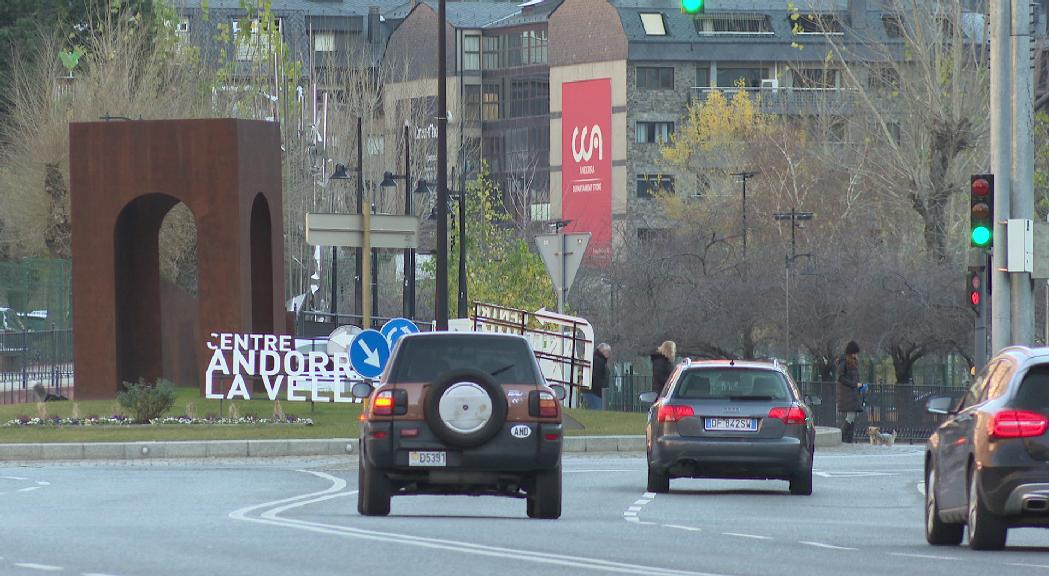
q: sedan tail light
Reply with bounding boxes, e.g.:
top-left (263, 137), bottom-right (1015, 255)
top-left (989, 410), bottom-right (1048, 439)
top-left (768, 405), bottom-right (806, 425)
top-left (657, 404), bottom-right (694, 423)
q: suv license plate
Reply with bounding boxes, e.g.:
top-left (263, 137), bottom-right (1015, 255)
top-left (409, 451), bottom-right (447, 467)
top-left (704, 418), bottom-right (758, 432)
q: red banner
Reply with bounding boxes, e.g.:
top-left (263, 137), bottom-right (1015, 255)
top-left (561, 79), bottom-right (611, 265)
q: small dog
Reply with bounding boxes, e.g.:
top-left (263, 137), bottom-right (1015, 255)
top-left (867, 426), bottom-right (897, 446)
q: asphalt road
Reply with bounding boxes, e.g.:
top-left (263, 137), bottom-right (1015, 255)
top-left (2, 445), bottom-right (1048, 576)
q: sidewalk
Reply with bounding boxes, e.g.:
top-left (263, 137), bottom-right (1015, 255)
top-left (0, 427), bottom-right (844, 461)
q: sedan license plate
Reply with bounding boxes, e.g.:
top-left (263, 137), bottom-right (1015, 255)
top-left (409, 451), bottom-right (447, 467)
top-left (704, 417), bottom-right (758, 432)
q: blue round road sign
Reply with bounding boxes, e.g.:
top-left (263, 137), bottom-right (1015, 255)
top-left (381, 317), bottom-right (420, 349)
top-left (350, 329), bottom-right (391, 379)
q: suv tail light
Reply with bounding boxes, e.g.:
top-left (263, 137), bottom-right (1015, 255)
top-left (529, 390), bottom-right (560, 418)
top-left (369, 389), bottom-right (408, 417)
top-left (989, 410), bottom-right (1048, 439)
top-left (657, 404), bottom-right (694, 423)
top-left (768, 405), bottom-right (806, 425)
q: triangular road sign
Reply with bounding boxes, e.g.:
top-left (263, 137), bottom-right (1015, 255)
top-left (535, 233), bottom-right (590, 293)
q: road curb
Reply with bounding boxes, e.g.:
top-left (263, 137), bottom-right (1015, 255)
top-left (0, 428), bottom-right (840, 461)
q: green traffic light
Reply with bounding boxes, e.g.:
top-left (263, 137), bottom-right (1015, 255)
top-left (681, 0), bottom-right (704, 14)
top-left (971, 226), bottom-right (991, 246)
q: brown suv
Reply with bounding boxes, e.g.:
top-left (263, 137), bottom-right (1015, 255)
top-left (356, 332), bottom-right (563, 518)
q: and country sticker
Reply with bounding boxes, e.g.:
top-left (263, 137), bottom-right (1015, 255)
top-left (510, 424), bottom-right (532, 439)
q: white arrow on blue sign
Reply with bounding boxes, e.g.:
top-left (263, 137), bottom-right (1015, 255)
top-left (381, 317), bottom-right (420, 349)
top-left (350, 329), bottom-right (391, 379)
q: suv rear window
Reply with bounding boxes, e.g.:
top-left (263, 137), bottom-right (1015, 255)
top-left (388, 335), bottom-right (543, 385)
top-left (1014, 366), bottom-right (1049, 411)
top-left (673, 368), bottom-right (790, 401)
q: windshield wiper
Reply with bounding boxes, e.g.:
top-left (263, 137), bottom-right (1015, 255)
top-left (490, 364), bottom-right (514, 376)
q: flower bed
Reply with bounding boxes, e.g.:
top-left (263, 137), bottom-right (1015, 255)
top-left (4, 415), bottom-right (314, 427)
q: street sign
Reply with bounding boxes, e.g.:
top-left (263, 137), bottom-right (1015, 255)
top-left (350, 329), bottom-right (390, 379)
top-left (535, 233), bottom-right (590, 293)
top-left (380, 317), bottom-right (420, 349)
top-left (306, 213), bottom-right (419, 249)
top-left (327, 325), bottom-right (362, 356)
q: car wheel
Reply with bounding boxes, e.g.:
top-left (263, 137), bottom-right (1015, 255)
top-left (528, 464), bottom-right (561, 519)
top-left (425, 369), bottom-right (508, 449)
top-left (968, 467), bottom-right (1006, 550)
top-left (789, 465), bottom-right (813, 496)
top-left (925, 466), bottom-right (963, 545)
top-left (357, 452), bottom-right (391, 517)
top-left (647, 463), bottom-right (670, 494)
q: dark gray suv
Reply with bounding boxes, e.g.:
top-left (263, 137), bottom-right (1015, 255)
top-left (641, 359), bottom-right (815, 495)
top-left (925, 346), bottom-right (1049, 550)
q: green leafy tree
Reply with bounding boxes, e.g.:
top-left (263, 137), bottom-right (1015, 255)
top-left (439, 163), bottom-right (553, 314)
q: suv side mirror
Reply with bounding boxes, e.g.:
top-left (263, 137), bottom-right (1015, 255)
top-left (926, 395), bottom-right (956, 415)
top-left (638, 391), bottom-right (658, 404)
top-left (350, 381), bottom-right (374, 399)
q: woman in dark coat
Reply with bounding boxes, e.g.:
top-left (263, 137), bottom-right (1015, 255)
top-left (836, 341), bottom-right (863, 443)
top-left (650, 340), bottom-right (676, 394)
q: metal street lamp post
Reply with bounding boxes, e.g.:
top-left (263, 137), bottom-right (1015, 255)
top-left (380, 125), bottom-right (417, 319)
top-left (327, 117), bottom-right (365, 324)
top-left (730, 170), bottom-right (757, 266)
top-left (773, 208), bottom-right (814, 360)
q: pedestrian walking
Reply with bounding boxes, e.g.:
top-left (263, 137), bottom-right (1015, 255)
top-left (836, 340), bottom-right (864, 443)
top-left (584, 343), bottom-right (611, 409)
top-left (650, 340), bottom-right (676, 394)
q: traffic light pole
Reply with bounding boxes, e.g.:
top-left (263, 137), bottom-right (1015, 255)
top-left (990, 0), bottom-right (1012, 354)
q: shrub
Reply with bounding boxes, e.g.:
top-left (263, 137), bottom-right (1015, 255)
top-left (117, 378), bottom-right (178, 423)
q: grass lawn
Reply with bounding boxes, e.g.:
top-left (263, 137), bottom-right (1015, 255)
top-left (0, 387), bottom-right (646, 443)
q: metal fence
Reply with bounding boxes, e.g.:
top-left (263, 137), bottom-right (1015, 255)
top-left (0, 329), bottom-right (74, 405)
top-left (601, 367), bottom-right (960, 444)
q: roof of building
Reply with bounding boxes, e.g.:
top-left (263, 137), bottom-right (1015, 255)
top-left (385, 0), bottom-right (527, 28)
top-left (179, 0), bottom-right (407, 16)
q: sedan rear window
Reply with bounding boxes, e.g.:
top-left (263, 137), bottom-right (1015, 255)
top-left (1014, 366), bottom-right (1049, 411)
top-left (673, 369), bottom-right (789, 401)
top-left (388, 335), bottom-right (542, 385)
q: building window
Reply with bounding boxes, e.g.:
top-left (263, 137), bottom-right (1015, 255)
top-left (636, 174), bottom-right (675, 198)
top-left (637, 228), bottom-right (672, 244)
top-left (233, 18), bottom-right (283, 61)
top-left (464, 84), bottom-right (481, 122)
top-left (793, 14), bottom-right (844, 35)
top-left (695, 66), bottom-right (709, 88)
top-left (640, 13), bottom-right (667, 36)
top-left (176, 18), bottom-right (190, 34)
top-left (482, 36), bottom-right (499, 70)
top-left (716, 67), bottom-right (765, 88)
top-left (636, 66), bottom-right (674, 90)
top-left (509, 78), bottom-right (549, 118)
top-left (636, 121), bottom-right (674, 144)
top-left (883, 15), bottom-right (905, 38)
top-left (695, 14), bottom-right (773, 35)
top-left (367, 135), bottom-right (384, 156)
top-left (482, 83), bottom-right (501, 121)
top-left (867, 66), bottom-right (899, 91)
top-left (463, 34), bottom-right (480, 71)
top-left (793, 68), bottom-right (837, 89)
top-left (315, 32), bottom-right (335, 52)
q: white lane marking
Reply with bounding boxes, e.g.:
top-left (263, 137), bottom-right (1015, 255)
top-left (36, 481), bottom-right (50, 486)
top-left (722, 533), bottom-right (772, 540)
top-left (799, 542), bottom-right (857, 551)
top-left (633, 499), bottom-right (652, 506)
top-left (1008, 563), bottom-right (1049, 569)
top-left (638, 521), bottom-right (658, 526)
top-left (623, 511), bottom-right (637, 517)
top-left (643, 492), bottom-right (656, 498)
top-left (234, 472), bottom-right (733, 576)
top-left (916, 482), bottom-right (926, 496)
top-left (627, 506), bottom-right (643, 512)
top-left (889, 553), bottom-right (957, 561)
top-left (14, 563), bottom-right (63, 571)
top-left (83, 573), bottom-right (125, 576)
top-left (565, 469), bottom-right (638, 473)
top-left (624, 517), bottom-right (641, 523)
top-left (813, 471), bottom-right (898, 478)
top-left (18, 486), bottom-right (42, 493)
top-left (663, 525), bottom-right (702, 532)
top-left (0, 476), bottom-right (28, 481)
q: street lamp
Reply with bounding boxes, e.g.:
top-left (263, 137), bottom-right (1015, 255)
top-left (773, 208), bottom-right (815, 360)
top-left (423, 169), bottom-right (468, 319)
top-left (435, 0), bottom-right (449, 330)
top-left (327, 117), bottom-right (365, 323)
top-left (730, 170), bottom-right (757, 265)
top-left (380, 125), bottom-right (417, 319)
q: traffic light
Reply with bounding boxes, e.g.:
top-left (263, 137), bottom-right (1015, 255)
top-left (967, 270), bottom-right (981, 312)
top-left (969, 174), bottom-right (994, 247)
top-left (681, 0), bottom-right (704, 14)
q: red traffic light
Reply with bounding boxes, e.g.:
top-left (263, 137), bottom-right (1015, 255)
top-left (970, 291), bottom-right (980, 307)
top-left (971, 177), bottom-right (990, 197)
top-left (967, 270), bottom-right (982, 311)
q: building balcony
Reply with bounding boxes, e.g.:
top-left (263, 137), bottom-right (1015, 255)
top-left (689, 86), bottom-right (859, 116)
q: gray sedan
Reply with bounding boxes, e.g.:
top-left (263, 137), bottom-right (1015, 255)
top-left (640, 360), bottom-right (816, 495)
